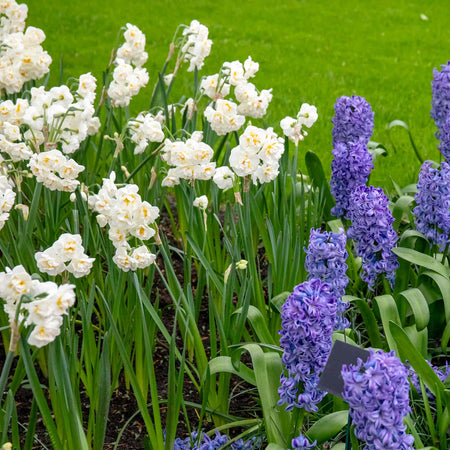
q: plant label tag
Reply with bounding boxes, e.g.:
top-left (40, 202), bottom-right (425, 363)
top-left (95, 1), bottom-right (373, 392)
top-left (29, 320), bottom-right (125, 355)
top-left (318, 339), bottom-right (370, 397)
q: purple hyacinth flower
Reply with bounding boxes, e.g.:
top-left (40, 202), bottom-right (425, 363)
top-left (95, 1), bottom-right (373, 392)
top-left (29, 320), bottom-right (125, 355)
top-left (342, 349), bottom-right (414, 450)
top-left (347, 185), bottom-right (399, 290)
top-left (291, 434), bottom-right (316, 449)
top-left (413, 161), bottom-right (450, 249)
top-left (278, 279), bottom-right (339, 412)
top-left (330, 141), bottom-right (373, 218)
top-left (410, 360), bottom-right (450, 400)
top-left (332, 95), bottom-right (374, 146)
top-left (431, 61), bottom-right (450, 139)
top-left (305, 227), bottom-right (349, 329)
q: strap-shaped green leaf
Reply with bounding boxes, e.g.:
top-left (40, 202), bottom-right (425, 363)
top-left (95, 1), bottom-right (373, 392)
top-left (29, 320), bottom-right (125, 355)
top-left (306, 410), bottom-right (348, 444)
top-left (398, 288), bottom-right (430, 331)
top-left (393, 247), bottom-right (450, 278)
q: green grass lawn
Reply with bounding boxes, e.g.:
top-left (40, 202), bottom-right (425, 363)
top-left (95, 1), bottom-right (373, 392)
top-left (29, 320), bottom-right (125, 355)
top-left (26, 0), bottom-right (450, 189)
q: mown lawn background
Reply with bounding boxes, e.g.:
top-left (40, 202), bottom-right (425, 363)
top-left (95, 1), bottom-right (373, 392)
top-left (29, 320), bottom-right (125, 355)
top-left (27, 0), bottom-right (450, 190)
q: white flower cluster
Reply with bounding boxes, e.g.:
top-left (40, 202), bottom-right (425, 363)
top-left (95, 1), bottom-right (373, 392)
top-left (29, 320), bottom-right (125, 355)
top-left (204, 99), bottom-right (245, 136)
top-left (0, 98), bottom-right (33, 161)
top-left (229, 125), bottom-right (284, 184)
top-left (280, 103), bottom-right (318, 145)
top-left (35, 233), bottom-right (95, 278)
top-left (22, 80), bottom-right (100, 154)
top-left (0, 0), bottom-right (51, 94)
top-left (0, 174), bottom-right (16, 229)
top-left (181, 20), bottom-right (212, 72)
top-left (0, 0), bottom-right (27, 40)
top-left (128, 112), bottom-right (164, 154)
top-left (28, 149), bottom-right (85, 192)
top-left (200, 74), bottom-right (230, 100)
top-left (0, 265), bottom-right (76, 347)
top-left (108, 24), bottom-right (149, 107)
top-left (88, 171), bottom-right (159, 272)
top-left (221, 57), bottom-right (272, 119)
top-left (161, 131), bottom-right (215, 186)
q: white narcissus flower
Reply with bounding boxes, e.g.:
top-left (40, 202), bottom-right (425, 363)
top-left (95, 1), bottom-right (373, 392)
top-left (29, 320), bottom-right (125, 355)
top-left (27, 316), bottom-right (62, 348)
top-left (200, 74), bottom-right (230, 100)
top-left (281, 103), bottom-right (318, 145)
top-left (181, 20), bottom-right (212, 72)
top-left (213, 166), bottom-right (235, 190)
top-left (66, 254), bottom-right (95, 278)
top-left (193, 195), bottom-right (208, 210)
top-left (131, 245), bottom-right (156, 269)
top-left (204, 99), bottom-right (245, 136)
top-left (112, 246), bottom-right (136, 272)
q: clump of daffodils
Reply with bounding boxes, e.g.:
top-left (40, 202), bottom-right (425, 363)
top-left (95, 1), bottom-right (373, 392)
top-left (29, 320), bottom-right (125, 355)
top-left (204, 99), bottom-right (245, 135)
top-left (0, 173), bottom-right (16, 230)
top-left (161, 131), bottom-right (215, 186)
top-left (88, 171), bottom-right (159, 272)
top-left (229, 125), bottom-right (284, 184)
top-left (108, 24), bottom-right (149, 107)
top-left (0, 1), bottom-right (51, 94)
top-left (35, 233), bottom-right (95, 278)
top-left (128, 111), bottom-right (165, 154)
top-left (20, 79), bottom-right (100, 155)
top-left (181, 20), bottom-right (212, 72)
top-left (28, 149), bottom-right (85, 192)
top-left (280, 103), bottom-right (318, 145)
top-left (0, 265), bottom-right (76, 348)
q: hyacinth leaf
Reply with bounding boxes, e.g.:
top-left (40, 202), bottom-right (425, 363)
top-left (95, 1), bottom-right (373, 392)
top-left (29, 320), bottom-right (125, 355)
top-left (367, 141), bottom-right (388, 164)
top-left (387, 119), bottom-right (424, 164)
top-left (442, 320), bottom-right (450, 353)
top-left (404, 415), bottom-right (424, 449)
top-left (330, 444), bottom-right (346, 450)
top-left (392, 195), bottom-right (414, 229)
top-left (234, 305), bottom-right (276, 345)
top-left (398, 288), bottom-right (430, 331)
top-left (374, 295), bottom-right (401, 352)
top-left (399, 229), bottom-right (429, 247)
top-left (208, 356), bottom-right (256, 385)
top-left (392, 247), bottom-right (450, 278)
top-left (332, 332), bottom-right (358, 347)
top-left (306, 410), bottom-right (348, 444)
top-left (270, 291), bottom-right (290, 313)
top-left (389, 322), bottom-right (447, 402)
top-left (418, 271), bottom-right (450, 322)
top-left (266, 445), bottom-right (286, 450)
top-left (230, 343), bottom-right (290, 445)
top-left (351, 298), bottom-right (383, 348)
top-left (327, 218), bottom-right (344, 233)
top-left (305, 150), bottom-right (334, 219)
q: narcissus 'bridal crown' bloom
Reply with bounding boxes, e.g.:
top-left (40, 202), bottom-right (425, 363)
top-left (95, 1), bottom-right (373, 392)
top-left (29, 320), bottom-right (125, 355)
top-left (0, 1), bottom-right (51, 94)
top-left (0, 265), bottom-right (76, 348)
top-left (330, 140), bottom-right (373, 218)
top-left (229, 125), bottom-right (284, 184)
top-left (347, 185), bottom-right (399, 290)
top-left (204, 99), bottom-right (245, 135)
top-left (127, 111), bottom-right (164, 154)
top-left (413, 161), bottom-right (450, 249)
top-left (35, 233), bottom-right (95, 278)
top-left (0, 174), bottom-right (16, 230)
top-left (108, 24), bottom-right (149, 107)
top-left (342, 349), bottom-right (414, 450)
top-left (181, 20), bottom-right (212, 72)
top-left (305, 227), bottom-right (349, 329)
top-left (278, 279), bottom-right (339, 412)
top-left (332, 95), bottom-right (374, 146)
top-left (200, 73), bottom-right (230, 100)
top-left (28, 149), bottom-right (85, 192)
top-left (193, 195), bottom-right (208, 210)
top-left (281, 103), bottom-right (318, 145)
top-left (88, 171), bottom-right (159, 272)
top-left (161, 131), bottom-right (215, 186)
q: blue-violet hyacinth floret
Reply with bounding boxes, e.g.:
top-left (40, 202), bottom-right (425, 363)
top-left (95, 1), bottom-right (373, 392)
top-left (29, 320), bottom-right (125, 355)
top-left (342, 349), bottom-right (414, 450)
top-left (409, 360), bottom-right (450, 401)
top-left (278, 278), bottom-right (338, 412)
top-left (173, 430), bottom-right (262, 449)
top-left (438, 115), bottom-right (450, 162)
top-left (305, 227), bottom-right (349, 329)
top-left (291, 434), bottom-right (316, 449)
top-left (431, 61), bottom-right (450, 139)
top-left (332, 95), bottom-right (374, 146)
top-left (330, 141), bottom-right (373, 218)
top-left (347, 185), bottom-right (399, 290)
top-left (413, 161), bottom-right (450, 249)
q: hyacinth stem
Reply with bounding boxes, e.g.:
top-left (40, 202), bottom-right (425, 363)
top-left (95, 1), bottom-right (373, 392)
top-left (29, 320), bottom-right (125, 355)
top-left (344, 413), bottom-right (352, 450)
top-left (441, 242), bottom-right (449, 264)
top-left (0, 350), bottom-right (15, 402)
